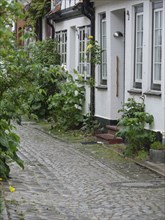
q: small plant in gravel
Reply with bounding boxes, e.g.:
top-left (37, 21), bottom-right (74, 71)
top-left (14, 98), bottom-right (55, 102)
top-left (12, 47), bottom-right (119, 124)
top-left (150, 141), bottom-right (165, 150)
top-left (116, 98), bottom-right (156, 156)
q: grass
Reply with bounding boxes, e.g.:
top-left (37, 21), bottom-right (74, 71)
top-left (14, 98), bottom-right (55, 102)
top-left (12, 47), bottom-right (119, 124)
top-left (37, 120), bottom-right (96, 144)
top-left (36, 120), bottom-right (128, 165)
top-left (36, 120), bottom-right (149, 164)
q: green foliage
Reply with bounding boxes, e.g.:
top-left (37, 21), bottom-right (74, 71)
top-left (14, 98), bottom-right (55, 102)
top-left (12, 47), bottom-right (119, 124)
top-left (81, 113), bottom-right (100, 134)
top-left (28, 39), bottom-right (60, 67)
top-left (0, 0), bottom-right (27, 178)
top-left (116, 98), bottom-right (156, 156)
top-left (28, 65), bottom-right (67, 118)
top-left (26, 40), bottom-right (61, 118)
top-left (135, 150), bottom-right (149, 161)
top-left (86, 36), bottom-right (103, 65)
top-left (27, 0), bottom-right (50, 21)
top-left (48, 74), bottom-right (85, 130)
top-left (0, 0), bottom-right (23, 46)
top-left (150, 141), bottom-right (165, 150)
top-left (0, 120), bottom-right (24, 179)
top-left (27, 40), bottom-right (86, 131)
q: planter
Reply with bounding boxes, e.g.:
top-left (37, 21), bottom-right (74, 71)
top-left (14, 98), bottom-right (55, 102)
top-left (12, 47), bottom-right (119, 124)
top-left (150, 149), bottom-right (165, 163)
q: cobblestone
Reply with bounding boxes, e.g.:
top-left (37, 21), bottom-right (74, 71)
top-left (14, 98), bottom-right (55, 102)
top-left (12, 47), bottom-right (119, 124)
top-left (1, 123), bottom-right (165, 219)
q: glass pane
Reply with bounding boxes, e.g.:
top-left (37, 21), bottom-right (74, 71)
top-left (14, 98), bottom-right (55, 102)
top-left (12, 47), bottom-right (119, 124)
top-left (155, 30), bottom-right (162, 45)
top-left (155, 11), bottom-right (160, 29)
top-left (137, 15), bottom-right (143, 31)
top-left (154, 64), bottom-right (161, 81)
top-left (102, 36), bottom-right (106, 49)
top-left (102, 64), bottom-right (107, 78)
top-left (136, 64), bottom-right (142, 80)
top-left (137, 32), bottom-right (143, 47)
top-left (102, 21), bottom-right (106, 35)
top-left (137, 48), bottom-right (142, 62)
top-left (154, 47), bottom-right (162, 62)
top-left (160, 11), bottom-right (162, 27)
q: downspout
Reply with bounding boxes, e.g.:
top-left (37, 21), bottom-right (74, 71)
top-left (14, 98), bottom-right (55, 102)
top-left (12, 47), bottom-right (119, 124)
top-left (46, 18), bottom-right (55, 39)
top-left (163, 58), bottom-right (165, 144)
top-left (82, 0), bottom-right (95, 118)
top-left (36, 17), bottom-right (42, 41)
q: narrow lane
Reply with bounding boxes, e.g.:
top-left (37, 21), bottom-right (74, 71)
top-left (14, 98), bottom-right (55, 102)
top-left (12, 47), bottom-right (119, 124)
top-left (2, 123), bottom-right (165, 220)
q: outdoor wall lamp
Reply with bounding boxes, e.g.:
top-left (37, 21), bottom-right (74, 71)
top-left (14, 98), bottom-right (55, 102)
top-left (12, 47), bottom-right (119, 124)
top-left (113, 31), bottom-right (123, 38)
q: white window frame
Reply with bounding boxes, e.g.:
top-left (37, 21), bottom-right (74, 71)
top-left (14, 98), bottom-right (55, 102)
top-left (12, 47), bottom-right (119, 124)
top-left (134, 5), bottom-right (143, 89)
top-left (99, 13), bottom-right (107, 85)
top-left (151, 1), bottom-right (163, 91)
top-left (78, 26), bottom-right (91, 78)
top-left (55, 30), bottom-right (67, 65)
top-left (152, 8), bottom-right (162, 85)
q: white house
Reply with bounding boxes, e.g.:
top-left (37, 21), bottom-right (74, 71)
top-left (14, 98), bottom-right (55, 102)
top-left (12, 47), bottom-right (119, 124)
top-left (46, 0), bottom-right (165, 143)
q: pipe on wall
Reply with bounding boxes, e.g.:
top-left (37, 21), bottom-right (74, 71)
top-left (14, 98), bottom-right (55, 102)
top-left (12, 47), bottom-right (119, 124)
top-left (82, 0), bottom-right (95, 117)
top-left (46, 18), bottom-right (55, 39)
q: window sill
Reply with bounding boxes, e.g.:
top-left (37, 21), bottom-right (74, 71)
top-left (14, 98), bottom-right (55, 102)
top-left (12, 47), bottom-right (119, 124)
top-left (127, 89), bottom-right (142, 95)
top-left (143, 90), bottom-right (161, 97)
top-left (96, 85), bottom-right (108, 90)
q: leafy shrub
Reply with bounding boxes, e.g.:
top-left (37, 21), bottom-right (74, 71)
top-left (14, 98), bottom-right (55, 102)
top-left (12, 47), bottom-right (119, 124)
top-left (27, 65), bottom-right (67, 118)
top-left (116, 98), bottom-right (156, 156)
top-left (0, 120), bottom-right (24, 179)
top-left (150, 141), bottom-right (165, 150)
top-left (26, 39), bottom-right (62, 118)
top-left (48, 74), bottom-right (85, 130)
top-left (81, 113), bottom-right (100, 134)
top-left (29, 39), bottom-right (60, 67)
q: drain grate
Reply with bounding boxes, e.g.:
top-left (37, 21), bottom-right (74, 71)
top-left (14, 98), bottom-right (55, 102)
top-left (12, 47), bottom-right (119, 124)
top-left (81, 141), bottom-right (98, 145)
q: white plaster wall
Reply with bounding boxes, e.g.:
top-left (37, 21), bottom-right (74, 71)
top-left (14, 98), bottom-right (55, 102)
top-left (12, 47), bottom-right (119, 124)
top-left (124, 0), bottom-right (165, 133)
top-left (54, 16), bottom-right (90, 72)
top-left (95, 0), bottom-right (128, 120)
top-left (53, 16), bottom-right (91, 114)
top-left (94, 0), bottom-right (164, 132)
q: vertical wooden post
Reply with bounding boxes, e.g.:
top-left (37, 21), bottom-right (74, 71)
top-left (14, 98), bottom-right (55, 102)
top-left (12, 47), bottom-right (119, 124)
top-left (116, 56), bottom-right (119, 97)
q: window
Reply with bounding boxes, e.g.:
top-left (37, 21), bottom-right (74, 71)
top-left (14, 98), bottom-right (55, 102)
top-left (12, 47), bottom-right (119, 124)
top-left (78, 26), bottom-right (91, 78)
top-left (99, 13), bottom-right (107, 85)
top-left (134, 5), bottom-right (143, 89)
top-left (55, 30), bottom-right (67, 65)
top-left (151, 1), bottom-right (163, 91)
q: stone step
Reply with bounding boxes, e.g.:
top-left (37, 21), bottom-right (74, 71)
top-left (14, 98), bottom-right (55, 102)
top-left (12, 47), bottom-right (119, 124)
top-left (106, 125), bottom-right (120, 135)
top-left (95, 133), bottom-right (123, 144)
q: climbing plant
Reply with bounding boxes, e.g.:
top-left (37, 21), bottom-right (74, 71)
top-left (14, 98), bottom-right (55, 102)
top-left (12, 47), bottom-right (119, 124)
top-left (26, 0), bottom-right (51, 26)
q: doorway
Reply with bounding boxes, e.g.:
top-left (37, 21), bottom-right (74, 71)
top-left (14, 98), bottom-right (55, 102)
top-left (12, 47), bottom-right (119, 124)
top-left (110, 9), bottom-right (125, 119)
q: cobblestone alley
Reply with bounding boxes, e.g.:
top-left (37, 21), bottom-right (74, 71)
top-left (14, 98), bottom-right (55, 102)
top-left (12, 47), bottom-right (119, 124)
top-left (1, 123), bottom-right (165, 220)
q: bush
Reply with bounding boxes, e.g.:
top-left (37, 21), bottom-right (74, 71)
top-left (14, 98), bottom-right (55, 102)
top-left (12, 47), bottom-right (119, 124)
top-left (48, 73), bottom-right (85, 130)
top-left (0, 120), bottom-right (24, 179)
top-left (150, 141), bottom-right (165, 150)
top-left (116, 98), bottom-right (156, 156)
top-left (29, 39), bottom-right (60, 67)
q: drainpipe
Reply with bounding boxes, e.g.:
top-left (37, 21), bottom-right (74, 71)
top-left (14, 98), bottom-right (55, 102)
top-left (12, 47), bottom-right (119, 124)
top-left (36, 17), bottom-right (42, 41)
top-left (82, 0), bottom-right (95, 118)
top-left (46, 18), bottom-right (55, 39)
top-left (163, 74), bottom-right (165, 144)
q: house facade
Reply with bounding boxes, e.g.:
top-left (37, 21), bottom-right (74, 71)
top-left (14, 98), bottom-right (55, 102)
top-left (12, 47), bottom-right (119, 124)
top-left (46, 0), bottom-right (165, 143)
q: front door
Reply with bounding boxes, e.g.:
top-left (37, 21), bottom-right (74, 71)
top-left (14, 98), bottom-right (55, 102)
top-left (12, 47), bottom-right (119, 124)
top-left (110, 9), bottom-right (125, 119)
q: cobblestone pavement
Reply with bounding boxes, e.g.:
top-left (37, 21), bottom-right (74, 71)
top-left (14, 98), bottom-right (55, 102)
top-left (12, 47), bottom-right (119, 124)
top-left (1, 123), bottom-right (165, 220)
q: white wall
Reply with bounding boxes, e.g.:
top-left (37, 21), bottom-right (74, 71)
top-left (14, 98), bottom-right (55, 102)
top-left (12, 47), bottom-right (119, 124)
top-left (54, 16), bottom-right (91, 114)
top-left (94, 0), bottom-right (164, 133)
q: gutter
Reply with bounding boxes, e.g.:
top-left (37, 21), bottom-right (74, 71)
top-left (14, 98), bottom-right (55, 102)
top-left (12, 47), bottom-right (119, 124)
top-left (82, 0), bottom-right (95, 118)
top-left (46, 18), bottom-right (55, 39)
